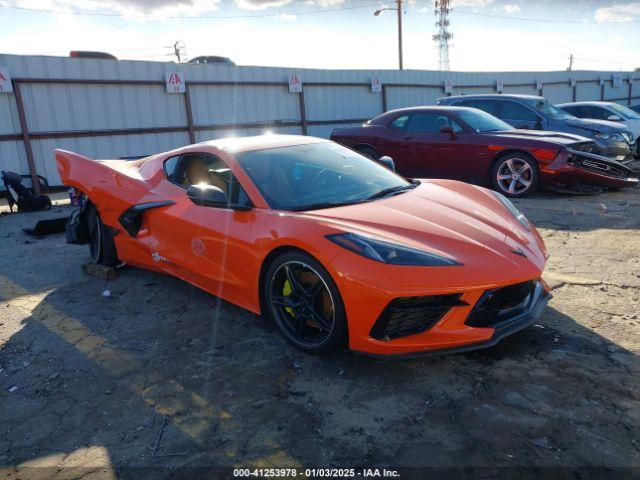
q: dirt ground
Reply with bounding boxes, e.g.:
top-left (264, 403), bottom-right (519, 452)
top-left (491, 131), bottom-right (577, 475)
top-left (0, 188), bottom-right (639, 479)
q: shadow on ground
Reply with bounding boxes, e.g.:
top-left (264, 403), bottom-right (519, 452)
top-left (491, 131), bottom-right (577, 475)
top-left (0, 191), bottom-right (639, 479)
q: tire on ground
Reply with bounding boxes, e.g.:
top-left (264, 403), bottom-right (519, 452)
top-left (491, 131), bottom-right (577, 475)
top-left (87, 205), bottom-right (119, 267)
top-left (491, 152), bottom-right (539, 198)
top-left (263, 251), bottom-right (348, 354)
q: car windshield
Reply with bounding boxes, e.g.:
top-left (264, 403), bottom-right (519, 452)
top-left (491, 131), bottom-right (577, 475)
top-left (608, 103), bottom-right (640, 120)
top-left (522, 98), bottom-right (575, 120)
top-left (236, 142), bottom-right (413, 211)
top-left (457, 108), bottom-right (514, 132)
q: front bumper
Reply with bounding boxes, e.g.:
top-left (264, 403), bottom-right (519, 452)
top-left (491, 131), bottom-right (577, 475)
top-left (541, 148), bottom-right (639, 189)
top-left (354, 281), bottom-right (550, 359)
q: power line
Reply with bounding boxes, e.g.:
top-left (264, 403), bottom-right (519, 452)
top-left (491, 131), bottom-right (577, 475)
top-left (452, 8), bottom-right (640, 24)
top-left (0, 2), bottom-right (380, 19)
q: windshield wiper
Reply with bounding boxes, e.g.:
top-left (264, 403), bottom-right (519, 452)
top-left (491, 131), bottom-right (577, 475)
top-left (365, 184), bottom-right (415, 201)
top-left (288, 200), bottom-right (363, 212)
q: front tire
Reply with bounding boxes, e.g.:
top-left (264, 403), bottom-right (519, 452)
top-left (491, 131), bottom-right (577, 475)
top-left (87, 205), bottom-right (119, 267)
top-left (491, 153), bottom-right (539, 197)
top-left (263, 251), bottom-right (348, 354)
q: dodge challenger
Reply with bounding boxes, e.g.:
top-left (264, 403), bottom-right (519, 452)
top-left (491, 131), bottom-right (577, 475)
top-left (330, 106), bottom-right (638, 197)
top-left (56, 135), bottom-right (550, 357)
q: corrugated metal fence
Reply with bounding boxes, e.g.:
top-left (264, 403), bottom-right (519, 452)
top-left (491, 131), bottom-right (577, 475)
top-left (1, 53), bottom-right (638, 189)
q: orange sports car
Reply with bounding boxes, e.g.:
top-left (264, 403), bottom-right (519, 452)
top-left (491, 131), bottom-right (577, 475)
top-left (56, 135), bottom-right (550, 357)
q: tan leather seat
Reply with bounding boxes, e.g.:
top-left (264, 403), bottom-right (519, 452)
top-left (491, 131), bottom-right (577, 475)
top-left (183, 158), bottom-right (228, 194)
top-left (184, 158), bottom-right (210, 186)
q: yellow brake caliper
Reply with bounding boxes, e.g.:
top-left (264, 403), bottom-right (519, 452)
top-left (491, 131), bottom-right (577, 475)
top-left (283, 280), bottom-right (294, 316)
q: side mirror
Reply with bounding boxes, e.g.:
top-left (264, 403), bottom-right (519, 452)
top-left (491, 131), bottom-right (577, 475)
top-left (187, 184), bottom-right (230, 208)
top-left (440, 125), bottom-right (455, 137)
top-left (607, 114), bottom-right (622, 121)
top-left (377, 156), bottom-right (396, 171)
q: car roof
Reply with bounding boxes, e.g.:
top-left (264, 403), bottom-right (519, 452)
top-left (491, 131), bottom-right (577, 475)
top-left (199, 134), bottom-right (328, 153)
top-left (369, 106), bottom-right (474, 125)
top-left (444, 93), bottom-right (544, 101)
top-left (556, 101), bottom-right (615, 107)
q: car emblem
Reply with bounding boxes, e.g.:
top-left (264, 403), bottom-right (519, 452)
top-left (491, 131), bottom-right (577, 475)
top-left (510, 247), bottom-right (527, 258)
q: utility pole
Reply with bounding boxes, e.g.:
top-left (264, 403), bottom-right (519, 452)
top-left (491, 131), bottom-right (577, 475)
top-left (374, 1), bottom-right (404, 70)
top-left (173, 41), bottom-right (183, 63)
top-left (567, 53), bottom-right (574, 71)
top-left (433, 0), bottom-right (453, 71)
top-left (397, 0), bottom-right (403, 70)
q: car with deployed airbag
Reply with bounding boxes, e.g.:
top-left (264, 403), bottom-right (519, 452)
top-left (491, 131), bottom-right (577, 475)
top-left (438, 94), bottom-right (636, 164)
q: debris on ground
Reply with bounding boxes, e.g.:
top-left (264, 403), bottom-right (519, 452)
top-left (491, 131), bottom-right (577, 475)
top-left (83, 263), bottom-right (117, 281)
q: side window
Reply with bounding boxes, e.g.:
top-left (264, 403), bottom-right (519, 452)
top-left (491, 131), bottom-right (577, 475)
top-left (462, 100), bottom-right (499, 116)
top-left (561, 106), bottom-right (578, 116)
top-left (164, 155), bottom-right (180, 182)
top-left (389, 115), bottom-right (409, 129)
top-left (406, 113), bottom-right (463, 133)
top-left (499, 101), bottom-right (539, 121)
top-left (165, 152), bottom-right (252, 207)
top-left (587, 106), bottom-right (610, 120)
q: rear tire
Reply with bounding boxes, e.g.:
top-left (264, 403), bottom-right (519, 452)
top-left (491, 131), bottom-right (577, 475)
top-left (87, 205), bottom-right (119, 267)
top-left (491, 153), bottom-right (539, 197)
top-left (263, 251), bottom-right (348, 354)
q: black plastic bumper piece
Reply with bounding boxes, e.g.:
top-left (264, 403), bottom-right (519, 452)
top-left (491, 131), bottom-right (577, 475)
top-left (118, 200), bottom-right (176, 237)
top-left (357, 282), bottom-right (551, 360)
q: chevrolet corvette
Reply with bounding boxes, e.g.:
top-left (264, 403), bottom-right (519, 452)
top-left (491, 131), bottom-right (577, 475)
top-left (56, 135), bottom-right (550, 357)
top-left (331, 106), bottom-right (638, 197)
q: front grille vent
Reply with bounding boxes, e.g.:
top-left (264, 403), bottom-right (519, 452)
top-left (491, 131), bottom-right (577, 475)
top-left (567, 155), bottom-right (627, 178)
top-left (466, 280), bottom-right (537, 328)
top-left (370, 294), bottom-right (466, 341)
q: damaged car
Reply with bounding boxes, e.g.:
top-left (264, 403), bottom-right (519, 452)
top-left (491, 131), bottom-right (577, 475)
top-left (331, 106), bottom-right (638, 197)
top-left (56, 135), bottom-right (551, 357)
top-left (438, 94), bottom-right (636, 164)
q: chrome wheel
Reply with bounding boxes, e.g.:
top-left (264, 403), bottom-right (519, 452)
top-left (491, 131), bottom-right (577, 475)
top-left (269, 261), bottom-right (335, 347)
top-left (496, 158), bottom-right (534, 195)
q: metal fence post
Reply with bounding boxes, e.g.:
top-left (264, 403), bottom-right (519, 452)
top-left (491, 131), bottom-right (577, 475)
top-left (382, 85), bottom-right (388, 112)
top-left (184, 83), bottom-right (196, 144)
top-left (628, 80), bottom-right (633, 106)
top-left (299, 89), bottom-right (308, 135)
top-left (13, 81), bottom-right (41, 195)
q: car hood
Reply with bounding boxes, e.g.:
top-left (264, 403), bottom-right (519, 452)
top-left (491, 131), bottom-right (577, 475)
top-left (622, 119), bottom-right (640, 139)
top-left (565, 118), bottom-right (631, 134)
top-left (299, 181), bottom-right (547, 275)
top-left (485, 129), bottom-right (589, 145)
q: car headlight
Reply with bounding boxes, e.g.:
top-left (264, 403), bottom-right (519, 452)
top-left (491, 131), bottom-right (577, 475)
top-left (493, 192), bottom-right (531, 231)
top-left (595, 132), bottom-right (625, 142)
top-left (326, 232), bottom-right (461, 266)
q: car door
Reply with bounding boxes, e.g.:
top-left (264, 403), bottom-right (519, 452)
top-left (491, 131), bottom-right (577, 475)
top-left (373, 114), bottom-right (413, 173)
top-left (141, 152), bottom-right (258, 300)
top-left (401, 112), bottom-right (481, 181)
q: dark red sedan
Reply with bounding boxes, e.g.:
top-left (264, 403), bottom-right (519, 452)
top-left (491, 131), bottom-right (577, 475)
top-left (331, 106), bottom-right (638, 197)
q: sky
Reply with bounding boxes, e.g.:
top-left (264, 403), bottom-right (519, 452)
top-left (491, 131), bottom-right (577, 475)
top-left (0, 0), bottom-right (639, 71)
